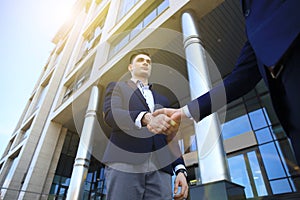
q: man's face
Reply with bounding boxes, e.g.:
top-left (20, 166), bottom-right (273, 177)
top-left (129, 54), bottom-right (152, 78)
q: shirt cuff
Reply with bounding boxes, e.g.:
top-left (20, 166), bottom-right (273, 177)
top-left (135, 111), bottom-right (147, 128)
top-left (174, 164), bottom-right (186, 173)
top-left (182, 105), bottom-right (192, 119)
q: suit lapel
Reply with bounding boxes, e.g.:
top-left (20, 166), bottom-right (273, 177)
top-left (152, 90), bottom-right (165, 111)
top-left (126, 80), bottom-right (150, 111)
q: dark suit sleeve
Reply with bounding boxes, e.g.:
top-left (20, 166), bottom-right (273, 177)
top-left (103, 82), bottom-right (142, 131)
top-left (172, 154), bottom-right (186, 171)
top-left (187, 40), bottom-right (262, 122)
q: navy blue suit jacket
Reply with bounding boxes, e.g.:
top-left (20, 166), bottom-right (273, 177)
top-left (102, 80), bottom-right (185, 175)
top-left (187, 0), bottom-right (300, 125)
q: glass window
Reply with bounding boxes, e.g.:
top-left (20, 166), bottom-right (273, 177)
top-left (35, 84), bottom-right (49, 110)
top-left (247, 151), bottom-right (268, 196)
top-left (51, 133), bottom-right (107, 199)
top-left (130, 22), bottom-right (143, 39)
top-left (86, 171), bottom-right (94, 182)
top-left (255, 80), bottom-right (268, 95)
top-left (270, 125), bottom-right (286, 140)
top-left (157, 0), bottom-right (169, 13)
top-left (63, 84), bottom-right (74, 102)
top-left (259, 143), bottom-right (286, 179)
top-left (289, 177), bottom-right (297, 192)
top-left (248, 108), bottom-right (268, 130)
top-left (221, 103), bottom-right (252, 139)
top-left (58, 185), bottom-right (68, 197)
top-left (110, 33), bottom-right (130, 57)
top-left (52, 175), bottom-right (61, 184)
top-left (63, 61), bottom-right (93, 102)
top-left (243, 89), bottom-right (257, 100)
top-left (49, 183), bottom-right (59, 194)
top-left (255, 128), bottom-right (273, 144)
top-left (2, 154), bottom-right (20, 188)
top-left (110, 0), bottom-right (169, 57)
top-left (270, 178), bottom-right (292, 194)
top-left (259, 94), bottom-right (279, 126)
top-left (23, 126), bottom-right (31, 139)
top-left (189, 135), bottom-right (197, 152)
top-left (222, 114), bottom-right (252, 139)
top-left (244, 97), bottom-right (268, 130)
top-left (61, 177), bottom-right (71, 186)
top-left (86, 26), bottom-right (102, 51)
top-left (228, 155), bottom-right (254, 198)
top-left (262, 107), bottom-right (272, 126)
top-left (143, 9), bottom-right (156, 27)
top-left (68, 134), bottom-right (79, 157)
top-left (61, 132), bottom-right (72, 154)
top-left (77, 20), bottom-right (103, 64)
top-left (118, 34), bottom-right (130, 49)
top-left (117, 0), bottom-right (139, 21)
top-left (275, 140), bottom-right (299, 178)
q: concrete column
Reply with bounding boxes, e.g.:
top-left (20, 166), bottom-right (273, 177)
top-left (66, 86), bottom-right (99, 200)
top-left (181, 10), bottom-right (230, 183)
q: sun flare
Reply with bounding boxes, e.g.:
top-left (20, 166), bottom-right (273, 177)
top-left (44, 0), bottom-right (75, 32)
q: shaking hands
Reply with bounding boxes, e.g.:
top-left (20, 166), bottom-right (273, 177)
top-left (145, 108), bottom-right (189, 135)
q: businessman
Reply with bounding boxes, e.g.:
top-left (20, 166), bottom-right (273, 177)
top-left (149, 1), bottom-right (300, 169)
top-left (102, 52), bottom-right (188, 200)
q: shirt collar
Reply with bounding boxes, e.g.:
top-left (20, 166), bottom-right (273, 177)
top-left (131, 78), bottom-right (152, 89)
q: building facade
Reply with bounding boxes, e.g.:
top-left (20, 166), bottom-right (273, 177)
top-left (1, 0), bottom-right (299, 199)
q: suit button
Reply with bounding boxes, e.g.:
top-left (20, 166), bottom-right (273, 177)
top-left (244, 9), bottom-right (250, 17)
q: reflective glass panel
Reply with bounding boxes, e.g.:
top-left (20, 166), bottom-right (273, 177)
top-left (228, 155), bottom-right (253, 198)
top-left (260, 94), bottom-right (279, 125)
top-left (248, 108), bottom-right (268, 130)
top-left (157, 0), bottom-right (169, 13)
top-left (255, 128), bottom-right (273, 144)
top-left (248, 151), bottom-right (268, 196)
top-left (117, 0), bottom-right (139, 21)
top-left (270, 178), bottom-right (292, 194)
top-left (222, 114), bottom-right (252, 139)
top-left (259, 143), bottom-right (286, 179)
top-left (270, 125), bottom-right (286, 140)
top-left (189, 135), bottom-right (197, 152)
top-left (255, 80), bottom-right (268, 94)
top-left (143, 9), bottom-right (156, 27)
top-left (130, 22), bottom-right (143, 39)
top-left (275, 140), bottom-right (299, 177)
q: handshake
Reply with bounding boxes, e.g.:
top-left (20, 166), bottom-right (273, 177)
top-left (144, 108), bottom-right (189, 135)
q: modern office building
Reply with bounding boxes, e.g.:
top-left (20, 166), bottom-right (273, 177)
top-left (1, 0), bottom-right (300, 199)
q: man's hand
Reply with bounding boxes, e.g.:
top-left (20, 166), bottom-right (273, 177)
top-left (144, 113), bottom-right (179, 135)
top-left (152, 108), bottom-right (187, 122)
top-left (173, 172), bottom-right (189, 200)
top-left (146, 108), bottom-right (188, 135)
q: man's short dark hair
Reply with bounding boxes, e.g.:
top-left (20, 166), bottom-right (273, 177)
top-left (129, 52), bottom-right (150, 64)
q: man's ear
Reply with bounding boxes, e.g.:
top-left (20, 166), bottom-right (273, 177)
top-left (128, 64), bottom-right (133, 72)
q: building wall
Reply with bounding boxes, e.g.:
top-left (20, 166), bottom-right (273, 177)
top-left (0, 0), bottom-right (299, 199)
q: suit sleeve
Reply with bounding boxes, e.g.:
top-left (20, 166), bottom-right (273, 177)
top-left (187, 40), bottom-right (262, 122)
top-left (103, 82), bottom-right (143, 131)
top-left (172, 156), bottom-right (186, 172)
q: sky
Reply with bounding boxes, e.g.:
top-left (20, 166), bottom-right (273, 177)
top-left (0, 0), bottom-right (76, 156)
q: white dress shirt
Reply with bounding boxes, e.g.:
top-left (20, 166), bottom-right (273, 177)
top-left (134, 80), bottom-right (154, 128)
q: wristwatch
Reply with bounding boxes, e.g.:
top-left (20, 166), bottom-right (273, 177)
top-left (176, 169), bottom-right (188, 178)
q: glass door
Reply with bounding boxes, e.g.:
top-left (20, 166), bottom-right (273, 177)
top-left (228, 149), bottom-right (270, 198)
top-left (56, 185), bottom-right (68, 200)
